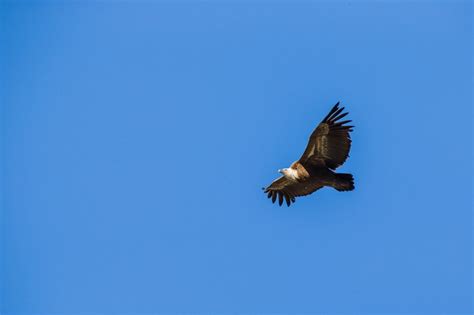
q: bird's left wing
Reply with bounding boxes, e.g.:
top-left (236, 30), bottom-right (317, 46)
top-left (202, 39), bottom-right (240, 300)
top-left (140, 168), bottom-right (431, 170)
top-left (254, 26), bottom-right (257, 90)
top-left (263, 176), bottom-right (324, 206)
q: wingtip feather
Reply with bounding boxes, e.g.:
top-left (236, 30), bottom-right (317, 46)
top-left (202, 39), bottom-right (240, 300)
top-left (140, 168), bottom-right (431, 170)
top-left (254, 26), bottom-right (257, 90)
top-left (322, 102), bottom-right (341, 122)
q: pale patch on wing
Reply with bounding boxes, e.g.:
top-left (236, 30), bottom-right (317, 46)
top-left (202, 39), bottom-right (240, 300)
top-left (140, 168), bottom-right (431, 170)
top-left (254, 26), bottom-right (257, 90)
top-left (317, 136), bottom-right (329, 158)
top-left (307, 144), bottom-right (315, 157)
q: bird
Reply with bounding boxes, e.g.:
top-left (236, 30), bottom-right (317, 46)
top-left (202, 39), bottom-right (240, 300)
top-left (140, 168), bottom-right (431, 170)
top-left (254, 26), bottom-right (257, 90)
top-left (263, 102), bottom-right (355, 206)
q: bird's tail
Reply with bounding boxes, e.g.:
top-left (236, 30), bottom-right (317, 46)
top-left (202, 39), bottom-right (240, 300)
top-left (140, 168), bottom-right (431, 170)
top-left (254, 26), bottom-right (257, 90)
top-left (333, 173), bottom-right (355, 191)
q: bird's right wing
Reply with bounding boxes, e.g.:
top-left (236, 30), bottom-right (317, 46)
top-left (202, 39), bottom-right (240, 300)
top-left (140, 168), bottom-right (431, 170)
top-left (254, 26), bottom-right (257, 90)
top-left (263, 176), bottom-right (324, 206)
top-left (299, 102), bottom-right (354, 170)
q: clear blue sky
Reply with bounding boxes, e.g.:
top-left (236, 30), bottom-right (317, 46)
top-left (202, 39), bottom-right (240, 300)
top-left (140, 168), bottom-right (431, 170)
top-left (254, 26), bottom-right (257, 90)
top-left (1, 1), bottom-right (472, 314)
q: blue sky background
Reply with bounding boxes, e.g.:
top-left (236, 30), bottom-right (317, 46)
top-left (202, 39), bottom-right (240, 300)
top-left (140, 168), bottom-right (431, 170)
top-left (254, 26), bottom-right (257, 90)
top-left (1, 1), bottom-right (472, 314)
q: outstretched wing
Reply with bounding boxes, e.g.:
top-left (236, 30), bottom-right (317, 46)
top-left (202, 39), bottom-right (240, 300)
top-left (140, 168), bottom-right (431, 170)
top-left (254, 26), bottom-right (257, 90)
top-left (263, 176), bottom-right (324, 207)
top-left (299, 102), bottom-right (354, 170)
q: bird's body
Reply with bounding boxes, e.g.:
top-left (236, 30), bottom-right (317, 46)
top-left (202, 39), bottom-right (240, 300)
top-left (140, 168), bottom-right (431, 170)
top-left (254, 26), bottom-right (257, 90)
top-left (263, 102), bottom-right (355, 206)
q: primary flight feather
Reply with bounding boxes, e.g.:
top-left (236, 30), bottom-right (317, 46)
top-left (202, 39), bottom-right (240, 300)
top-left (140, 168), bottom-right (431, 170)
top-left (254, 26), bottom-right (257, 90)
top-left (263, 102), bottom-right (355, 206)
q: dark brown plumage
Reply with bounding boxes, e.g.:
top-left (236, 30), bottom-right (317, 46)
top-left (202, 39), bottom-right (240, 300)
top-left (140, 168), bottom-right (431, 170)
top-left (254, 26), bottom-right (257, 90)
top-left (263, 102), bottom-right (355, 206)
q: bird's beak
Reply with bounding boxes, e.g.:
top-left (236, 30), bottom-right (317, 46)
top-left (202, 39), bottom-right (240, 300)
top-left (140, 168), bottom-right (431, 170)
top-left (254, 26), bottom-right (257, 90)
top-left (278, 169), bottom-right (283, 174)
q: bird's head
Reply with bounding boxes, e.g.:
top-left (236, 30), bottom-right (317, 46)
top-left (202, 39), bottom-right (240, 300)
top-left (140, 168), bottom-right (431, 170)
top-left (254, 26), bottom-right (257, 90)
top-left (279, 167), bottom-right (299, 180)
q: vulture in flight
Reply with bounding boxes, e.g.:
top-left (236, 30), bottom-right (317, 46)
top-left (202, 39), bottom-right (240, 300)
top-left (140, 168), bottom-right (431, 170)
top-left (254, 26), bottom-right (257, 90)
top-left (263, 102), bottom-right (355, 206)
